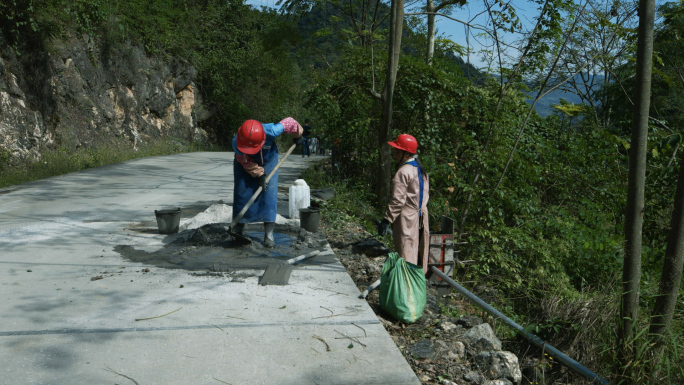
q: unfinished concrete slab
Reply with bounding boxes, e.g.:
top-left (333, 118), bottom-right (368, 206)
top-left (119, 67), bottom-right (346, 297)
top-left (0, 152), bottom-right (420, 385)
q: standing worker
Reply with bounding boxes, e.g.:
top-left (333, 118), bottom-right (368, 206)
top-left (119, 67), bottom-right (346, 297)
top-left (233, 118), bottom-right (303, 248)
top-left (377, 134), bottom-right (430, 273)
top-left (302, 119), bottom-right (312, 157)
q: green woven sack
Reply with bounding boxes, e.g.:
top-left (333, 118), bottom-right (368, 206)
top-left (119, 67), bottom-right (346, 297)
top-left (379, 252), bottom-right (426, 323)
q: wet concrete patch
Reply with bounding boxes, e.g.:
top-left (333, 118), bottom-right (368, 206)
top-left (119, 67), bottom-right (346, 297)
top-left (114, 223), bottom-right (333, 275)
top-left (124, 222), bottom-right (159, 234)
top-left (190, 271), bottom-right (256, 282)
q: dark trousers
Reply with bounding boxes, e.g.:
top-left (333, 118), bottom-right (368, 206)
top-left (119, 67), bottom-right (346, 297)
top-left (302, 137), bottom-right (310, 156)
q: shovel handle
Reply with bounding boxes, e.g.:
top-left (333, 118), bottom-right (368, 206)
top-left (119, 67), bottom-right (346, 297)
top-left (230, 143), bottom-right (298, 227)
top-left (359, 277), bottom-right (382, 299)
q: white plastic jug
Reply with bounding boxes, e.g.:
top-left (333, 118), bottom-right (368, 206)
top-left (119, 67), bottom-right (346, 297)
top-left (289, 179), bottom-right (310, 219)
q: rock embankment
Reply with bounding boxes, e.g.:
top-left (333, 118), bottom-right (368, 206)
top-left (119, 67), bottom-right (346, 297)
top-left (0, 33), bottom-right (206, 165)
top-left (399, 307), bottom-right (523, 385)
top-left (329, 229), bottom-right (525, 385)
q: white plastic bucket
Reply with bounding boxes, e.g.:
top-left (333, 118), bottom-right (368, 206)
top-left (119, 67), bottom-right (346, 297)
top-left (289, 179), bottom-right (310, 219)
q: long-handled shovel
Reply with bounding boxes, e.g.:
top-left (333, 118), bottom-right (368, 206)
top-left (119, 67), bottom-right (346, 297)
top-left (228, 143), bottom-right (298, 244)
top-left (259, 249), bottom-right (321, 286)
top-left (259, 244), bottom-right (337, 285)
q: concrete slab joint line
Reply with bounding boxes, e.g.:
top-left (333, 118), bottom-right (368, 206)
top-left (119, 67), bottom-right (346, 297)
top-left (0, 152), bottom-right (421, 385)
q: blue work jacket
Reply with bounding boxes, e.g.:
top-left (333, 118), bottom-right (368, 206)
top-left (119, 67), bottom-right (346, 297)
top-left (231, 123), bottom-right (284, 223)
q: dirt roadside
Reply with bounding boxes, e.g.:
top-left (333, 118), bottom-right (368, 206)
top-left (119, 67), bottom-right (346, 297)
top-left (322, 219), bottom-right (497, 385)
top-left (320, 216), bottom-right (594, 385)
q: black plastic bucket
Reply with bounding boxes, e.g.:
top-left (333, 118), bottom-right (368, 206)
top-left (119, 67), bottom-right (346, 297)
top-left (155, 208), bottom-right (181, 234)
top-left (299, 207), bottom-right (321, 233)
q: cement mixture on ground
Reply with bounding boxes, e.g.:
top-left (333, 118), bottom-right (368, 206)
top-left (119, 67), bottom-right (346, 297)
top-left (114, 203), bottom-right (331, 275)
top-left (178, 202), bottom-right (299, 231)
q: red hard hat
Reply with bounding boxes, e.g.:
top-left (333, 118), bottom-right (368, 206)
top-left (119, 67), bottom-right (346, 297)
top-left (237, 120), bottom-right (266, 154)
top-left (388, 134), bottom-right (418, 154)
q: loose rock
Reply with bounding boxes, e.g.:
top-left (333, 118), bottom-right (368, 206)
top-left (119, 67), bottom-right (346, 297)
top-left (473, 351), bottom-right (522, 384)
top-left (410, 339), bottom-right (436, 360)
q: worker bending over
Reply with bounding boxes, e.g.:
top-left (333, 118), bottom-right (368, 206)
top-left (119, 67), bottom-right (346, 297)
top-left (233, 118), bottom-right (302, 248)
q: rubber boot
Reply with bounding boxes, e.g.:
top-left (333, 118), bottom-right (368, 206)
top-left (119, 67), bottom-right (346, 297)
top-left (233, 223), bottom-right (245, 236)
top-left (263, 222), bottom-right (275, 248)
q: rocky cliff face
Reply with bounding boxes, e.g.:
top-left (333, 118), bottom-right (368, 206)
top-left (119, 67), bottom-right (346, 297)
top-left (0, 34), bottom-right (207, 165)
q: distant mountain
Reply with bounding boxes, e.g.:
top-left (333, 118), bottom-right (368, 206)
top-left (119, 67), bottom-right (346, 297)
top-left (530, 89), bottom-right (584, 117)
top-left (527, 74), bottom-right (605, 117)
top-left (445, 53), bottom-right (486, 84)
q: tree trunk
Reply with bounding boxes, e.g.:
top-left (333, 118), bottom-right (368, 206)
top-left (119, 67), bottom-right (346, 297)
top-left (617, 0), bottom-right (655, 381)
top-left (648, 149), bottom-right (684, 354)
top-left (377, 0), bottom-right (404, 206)
top-left (425, 0), bottom-right (435, 65)
top-left (422, 0), bottom-right (436, 128)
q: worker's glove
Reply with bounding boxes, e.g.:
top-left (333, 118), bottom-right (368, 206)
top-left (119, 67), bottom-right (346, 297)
top-left (377, 219), bottom-right (390, 236)
top-left (259, 175), bottom-right (268, 191)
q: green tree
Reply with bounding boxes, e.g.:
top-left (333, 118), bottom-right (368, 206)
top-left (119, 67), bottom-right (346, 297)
top-left (648, 148), bottom-right (684, 372)
top-left (374, 0), bottom-right (405, 206)
top-left (617, 0), bottom-right (655, 382)
top-left (548, 0), bottom-right (638, 128)
top-left (647, 0), bottom-right (684, 370)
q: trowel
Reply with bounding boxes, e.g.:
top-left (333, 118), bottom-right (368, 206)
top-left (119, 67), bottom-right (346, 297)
top-left (228, 143), bottom-right (298, 244)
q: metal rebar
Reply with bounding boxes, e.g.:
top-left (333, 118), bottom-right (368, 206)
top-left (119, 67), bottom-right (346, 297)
top-left (430, 266), bottom-right (608, 385)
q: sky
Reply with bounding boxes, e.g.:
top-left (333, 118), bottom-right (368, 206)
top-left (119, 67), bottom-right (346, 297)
top-left (432, 1), bottom-right (665, 69)
top-left (244, 0), bottom-right (664, 69)
top-left (244, 0), bottom-right (545, 68)
top-left (423, 1), bottom-right (541, 68)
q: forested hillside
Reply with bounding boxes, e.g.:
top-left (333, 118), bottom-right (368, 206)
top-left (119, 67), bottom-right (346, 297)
top-left (1, 0), bottom-right (683, 383)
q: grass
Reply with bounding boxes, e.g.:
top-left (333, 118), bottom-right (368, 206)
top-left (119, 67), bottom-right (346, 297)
top-left (597, 317), bottom-right (684, 385)
top-left (0, 138), bottom-right (222, 189)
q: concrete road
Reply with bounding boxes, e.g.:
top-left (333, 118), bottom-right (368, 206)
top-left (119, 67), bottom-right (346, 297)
top-left (0, 152), bottom-right (420, 385)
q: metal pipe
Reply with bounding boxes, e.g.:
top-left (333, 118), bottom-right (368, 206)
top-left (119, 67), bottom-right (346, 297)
top-left (430, 267), bottom-right (608, 385)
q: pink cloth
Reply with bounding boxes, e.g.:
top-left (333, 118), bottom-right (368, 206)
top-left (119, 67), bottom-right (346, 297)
top-left (236, 154), bottom-right (264, 177)
top-left (279, 117), bottom-right (303, 137)
top-left (279, 117), bottom-right (299, 133)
